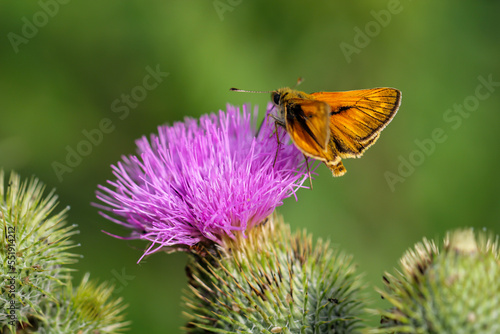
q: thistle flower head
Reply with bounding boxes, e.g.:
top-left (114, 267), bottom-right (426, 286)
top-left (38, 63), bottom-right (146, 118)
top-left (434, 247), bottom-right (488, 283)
top-left (96, 104), bottom-right (310, 258)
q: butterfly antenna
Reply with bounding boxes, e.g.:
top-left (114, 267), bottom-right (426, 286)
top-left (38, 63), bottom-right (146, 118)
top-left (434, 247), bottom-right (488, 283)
top-left (293, 77), bottom-right (304, 89)
top-left (230, 88), bottom-right (272, 93)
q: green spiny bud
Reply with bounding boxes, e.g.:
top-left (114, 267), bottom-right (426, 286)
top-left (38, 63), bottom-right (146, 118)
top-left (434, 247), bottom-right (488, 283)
top-left (41, 273), bottom-right (130, 333)
top-left (0, 170), bottom-right (79, 331)
top-left (370, 228), bottom-right (500, 334)
top-left (0, 171), bottom-right (129, 333)
top-left (183, 213), bottom-right (366, 333)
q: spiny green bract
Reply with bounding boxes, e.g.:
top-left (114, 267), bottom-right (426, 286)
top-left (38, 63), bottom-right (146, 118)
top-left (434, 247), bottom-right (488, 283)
top-left (183, 213), bottom-right (366, 334)
top-left (0, 171), bottom-right (128, 333)
top-left (370, 228), bottom-right (500, 334)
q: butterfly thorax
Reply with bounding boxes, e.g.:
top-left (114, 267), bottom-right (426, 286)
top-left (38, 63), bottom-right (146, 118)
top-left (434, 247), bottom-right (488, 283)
top-left (271, 88), bottom-right (315, 123)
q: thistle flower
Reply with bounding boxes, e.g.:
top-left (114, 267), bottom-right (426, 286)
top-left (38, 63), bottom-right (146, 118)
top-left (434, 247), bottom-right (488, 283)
top-left (96, 104), bottom-right (310, 258)
top-left (370, 228), bottom-right (500, 333)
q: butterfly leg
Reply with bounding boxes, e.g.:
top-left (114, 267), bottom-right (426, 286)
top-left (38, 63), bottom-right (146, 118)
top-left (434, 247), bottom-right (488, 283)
top-left (273, 121), bottom-right (282, 167)
top-left (256, 109), bottom-right (277, 137)
top-left (269, 112), bottom-right (287, 167)
top-left (269, 113), bottom-right (286, 128)
top-left (304, 155), bottom-right (313, 189)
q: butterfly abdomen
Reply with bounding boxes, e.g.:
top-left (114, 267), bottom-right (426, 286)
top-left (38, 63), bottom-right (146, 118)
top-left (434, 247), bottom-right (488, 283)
top-left (325, 160), bottom-right (347, 176)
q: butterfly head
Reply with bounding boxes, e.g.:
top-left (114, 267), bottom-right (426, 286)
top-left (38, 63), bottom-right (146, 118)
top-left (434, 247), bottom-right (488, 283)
top-left (271, 88), bottom-right (311, 118)
top-left (271, 88), bottom-right (291, 108)
top-left (271, 90), bottom-right (282, 107)
top-left (271, 89), bottom-right (288, 120)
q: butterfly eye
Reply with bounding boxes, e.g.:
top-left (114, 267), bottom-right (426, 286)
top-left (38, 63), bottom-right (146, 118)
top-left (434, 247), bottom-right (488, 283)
top-left (272, 92), bottom-right (281, 105)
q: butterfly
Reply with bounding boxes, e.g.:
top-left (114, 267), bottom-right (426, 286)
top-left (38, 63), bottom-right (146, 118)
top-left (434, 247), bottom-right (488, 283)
top-left (231, 86), bottom-right (401, 176)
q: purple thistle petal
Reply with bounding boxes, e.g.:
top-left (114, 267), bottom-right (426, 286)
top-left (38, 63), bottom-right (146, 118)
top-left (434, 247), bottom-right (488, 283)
top-left (95, 103), bottom-right (313, 258)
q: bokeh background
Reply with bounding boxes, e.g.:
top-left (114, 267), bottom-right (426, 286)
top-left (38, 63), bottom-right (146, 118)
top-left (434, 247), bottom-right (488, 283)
top-left (1, 1), bottom-right (499, 332)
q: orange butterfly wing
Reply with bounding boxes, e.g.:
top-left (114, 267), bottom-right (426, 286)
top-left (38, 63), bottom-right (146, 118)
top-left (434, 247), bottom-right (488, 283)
top-left (283, 98), bottom-right (333, 161)
top-left (311, 88), bottom-right (401, 159)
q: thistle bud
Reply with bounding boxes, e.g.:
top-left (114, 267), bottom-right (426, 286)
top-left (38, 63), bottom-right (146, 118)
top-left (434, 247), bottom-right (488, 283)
top-left (183, 214), bottom-right (366, 333)
top-left (371, 228), bottom-right (500, 333)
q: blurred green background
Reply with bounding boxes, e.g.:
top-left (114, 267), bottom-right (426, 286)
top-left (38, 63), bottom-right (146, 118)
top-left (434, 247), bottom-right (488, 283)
top-left (1, 1), bottom-right (499, 332)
